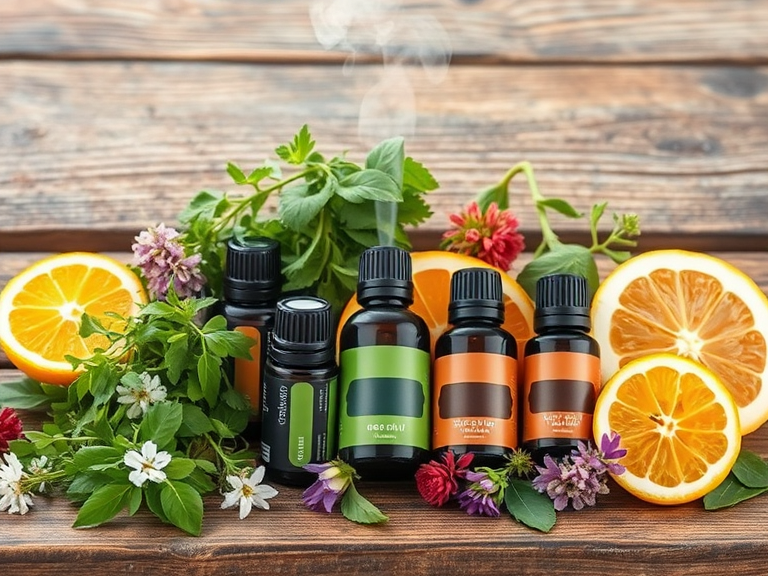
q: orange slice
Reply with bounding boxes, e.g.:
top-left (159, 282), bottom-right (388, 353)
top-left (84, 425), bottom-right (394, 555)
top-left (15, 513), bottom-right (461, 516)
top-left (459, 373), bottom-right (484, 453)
top-left (337, 251), bottom-right (535, 360)
top-left (591, 249), bottom-right (768, 435)
top-left (593, 353), bottom-right (741, 505)
top-left (0, 252), bottom-right (147, 385)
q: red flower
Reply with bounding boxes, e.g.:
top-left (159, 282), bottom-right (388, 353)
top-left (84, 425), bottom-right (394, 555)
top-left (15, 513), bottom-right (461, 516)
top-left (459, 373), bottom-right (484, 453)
top-left (441, 201), bottom-right (525, 271)
top-left (415, 451), bottom-right (474, 507)
top-left (0, 407), bottom-right (24, 453)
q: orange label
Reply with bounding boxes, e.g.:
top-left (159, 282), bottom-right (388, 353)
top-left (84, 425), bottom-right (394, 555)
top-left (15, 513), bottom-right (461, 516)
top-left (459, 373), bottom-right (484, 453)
top-left (432, 352), bottom-right (517, 450)
top-left (522, 351), bottom-right (600, 442)
top-left (234, 326), bottom-right (262, 413)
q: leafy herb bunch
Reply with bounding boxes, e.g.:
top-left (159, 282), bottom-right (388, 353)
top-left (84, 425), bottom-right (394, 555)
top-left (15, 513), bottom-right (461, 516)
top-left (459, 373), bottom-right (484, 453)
top-left (180, 125), bottom-right (437, 310)
top-left (1, 291), bottom-right (259, 535)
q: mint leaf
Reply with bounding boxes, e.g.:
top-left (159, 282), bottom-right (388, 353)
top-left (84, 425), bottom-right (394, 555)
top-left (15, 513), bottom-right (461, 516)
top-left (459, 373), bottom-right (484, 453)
top-left (161, 480), bottom-right (204, 536)
top-left (73, 483), bottom-right (133, 529)
top-left (279, 178), bottom-right (335, 231)
top-left (275, 124), bottom-right (315, 165)
top-left (366, 137), bottom-right (404, 189)
top-left (732, 449), bottom-right (768, 488)
top-left (397, 193), bottom-right (432, 226)
top-left (504, 478), bottom-right (556, 533)
top-left (704, 473), bottom-right (768, 510)
top-left (538, 198), bottom-right (582, 219)
top-left (340, 483), bottom-right (388, 524)
top-left (337, 169), bottom-right (402, 203)
top-left (516, 244), bottom-right (599, 300)
top-left (403, 157), bottom-right (439, 192)
top-left (178, 190), bottom-right (228, 225)
top-left (140, 402), bottom-right (183, 449)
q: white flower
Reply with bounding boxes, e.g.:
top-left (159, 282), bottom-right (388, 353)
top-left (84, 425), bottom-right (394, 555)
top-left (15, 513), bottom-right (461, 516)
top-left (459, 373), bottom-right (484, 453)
top-left (124, 441), bottom-right (172, 487)
top-left (28, 455), bottom-right (50, 493)
top-left (221, 466), bottom-right (279, 519)
top-left (116, 372), bottom-right (168, 419)
top-left (0, 453), bottom-right (34, 515)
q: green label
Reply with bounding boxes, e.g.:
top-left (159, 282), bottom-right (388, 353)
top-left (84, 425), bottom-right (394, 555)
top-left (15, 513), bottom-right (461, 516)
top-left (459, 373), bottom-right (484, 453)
top-left (288, 382), bottom-right (313, 467)
top-left (339, 345), bottom-right (430, 450)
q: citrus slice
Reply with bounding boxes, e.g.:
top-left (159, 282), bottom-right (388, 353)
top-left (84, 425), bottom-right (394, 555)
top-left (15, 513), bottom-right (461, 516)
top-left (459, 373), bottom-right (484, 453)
top-left (337, 251), bottom-right (535, 359)
top-left (593, 353), bottom-right (741, 505)
top-left (0, 252), bottom-right (147, 385)
top-left (591, 249), bottom-right (768, 435)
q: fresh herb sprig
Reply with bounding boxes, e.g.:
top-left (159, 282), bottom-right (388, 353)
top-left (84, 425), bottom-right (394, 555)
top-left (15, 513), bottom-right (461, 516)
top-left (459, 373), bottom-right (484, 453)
top-left (179, 125), bottom-right (438, 310)
top-left (0, 291), bottom-right (262, 535)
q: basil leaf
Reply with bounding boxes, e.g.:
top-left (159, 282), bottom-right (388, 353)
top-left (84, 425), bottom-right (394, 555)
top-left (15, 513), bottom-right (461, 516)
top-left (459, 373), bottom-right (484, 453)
top-left (704, 473), bottom-right (768, 510)
top-left (516, 244), bottom-right (599, 300)
top-left (732, 449), bottom-right (768, 488)
top-left (177, 404), bottom-right (214, 437)
top-left (337, 169), bottom-right (402, 203)
top-left (161, 480), bottom-right (204, 536)
top-left (504, 478), bottom-right (556, 533)
top-left (145, 483), bottom-right (169, 524)
top-left (198, 353), bottom-right (222, 408)
top-left (128, 486), bottom-right (143, 516)
top-left (140, 402), bottom-right (183, 449)
top-left (366, 137), bottom-right (404, 189)
top-left (164, 458), bottom-right (197, 481)
top-left (165, 333), bottom-right (189, 384)
top-left (0, 378), bottom-right (64, 410)
top-left (72, 483), bottom-right (133, 529)
top-left (340, 483), bottom-right (388, 524)
top-left (73, 446), bottom-right (122, 471)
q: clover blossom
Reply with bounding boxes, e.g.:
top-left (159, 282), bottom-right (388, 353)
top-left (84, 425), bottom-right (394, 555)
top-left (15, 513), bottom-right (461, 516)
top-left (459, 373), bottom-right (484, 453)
top-left (124, 441), bottom-right (172, 487)
top-left (132, 222), bottom-right (206, 300)
top-left (441, 201), bottom-right (525, 271)
top-left (457, 468), bottom-right (505, 517)
top-left (0, 452), bottom-right (34, 515)
top-left (116, 372), bottom-right (168, 419)
top-left (0, 407), bottom-right (24, 454)
top-left (221, 466), bottom-right (279, 519)
top-left (302, 460), bottom-right (355, 513)
top-left (415, 451), bottom-right (474, 507)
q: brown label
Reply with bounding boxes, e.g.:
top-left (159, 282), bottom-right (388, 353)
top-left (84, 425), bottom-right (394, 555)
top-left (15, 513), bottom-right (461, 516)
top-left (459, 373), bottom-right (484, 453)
top-left (234, 326), bottom-right (261, 412)
top-left (432, 352), bottom-right (517, 450)
top-left (522, 351), bottom-right (600, 442)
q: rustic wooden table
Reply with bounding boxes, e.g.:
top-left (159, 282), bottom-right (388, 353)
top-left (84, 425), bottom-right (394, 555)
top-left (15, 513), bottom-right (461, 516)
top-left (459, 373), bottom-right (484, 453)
top-left (1, 1), bottom-right (768, 574)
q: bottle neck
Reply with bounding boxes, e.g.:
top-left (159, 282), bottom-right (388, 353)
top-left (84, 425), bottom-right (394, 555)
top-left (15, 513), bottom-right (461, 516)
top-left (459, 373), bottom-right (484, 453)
top-left (362, 297), bottom-right (409, 308)
top-left (452, 317), bottom-right (501, 327)
top-left (536, 325), bottom-right (588, 335)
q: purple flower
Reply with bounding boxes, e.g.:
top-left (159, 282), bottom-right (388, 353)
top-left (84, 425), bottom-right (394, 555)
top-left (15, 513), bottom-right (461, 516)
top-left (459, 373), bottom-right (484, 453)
top-left (302, 460), bottom-right (354, 513)
top-left (599, 432), bottom-right (627, 475)
top-left (131, 223), bottom-right (206, 301)
top-left (457, 469), bottom-right (504, 517)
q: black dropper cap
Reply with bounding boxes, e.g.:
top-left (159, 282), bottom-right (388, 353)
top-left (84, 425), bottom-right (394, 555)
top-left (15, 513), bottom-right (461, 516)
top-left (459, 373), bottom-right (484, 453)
top-left (356, 246), bottom-right (413, 306)
top-left (223, 237), bottom-right (281, 304)
top-left (448, 267), bottom-right (504, 324)
top-left (269, 296), bottom-right (334, 366)
top-left (533, 273), bottom-right (591, 332)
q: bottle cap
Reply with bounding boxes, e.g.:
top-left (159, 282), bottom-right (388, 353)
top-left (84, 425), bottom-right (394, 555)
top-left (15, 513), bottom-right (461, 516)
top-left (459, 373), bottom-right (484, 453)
top-left (223, 237), bottom-right (281, 304)
top-left (356, 246), bottom-right (413, 306)
top-left (448, 267), bottom-right (504, 324)
top-left (533, 273), bottom-right (591, 332)
top-left (269, 296), bottom-right (335, 366)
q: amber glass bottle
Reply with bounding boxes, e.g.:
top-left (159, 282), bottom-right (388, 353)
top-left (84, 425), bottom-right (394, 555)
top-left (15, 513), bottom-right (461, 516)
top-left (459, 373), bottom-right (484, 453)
top-left (338, 246), bottom-right (431, 480)
top-left (433, 268), bottom-right (518, 468)
top-left (522, 273), bottom-right (601, 462)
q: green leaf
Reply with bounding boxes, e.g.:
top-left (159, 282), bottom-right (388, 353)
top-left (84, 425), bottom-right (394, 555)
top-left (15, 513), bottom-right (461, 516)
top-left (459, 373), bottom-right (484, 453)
top-left (165, 333), bottom-right (189, 384)
top-left (0, 378), bottom-right (65, 410)
top-left (128, 486), bottom-right (143, 516)
top-left (516, 244), bottom-right (600, 300)
top-left (72, 483), bottom-right (133, 529)
top-left (73, 446), bottom-right (122, 471)
top-left (178, 190), bottom-right (228, 225)
top-left (67, 471), bottom-right (113, 502)
top-left (145, 483), bottom-right (169, 523)
top-left (139, 301), bottom-right (179, 319)
top-left (198, 353), bottom-right (222, 408)
top-left (226, 162), bottom-right (247, 184)
top-left (340, 482), bottom-right (388, 524)
top-left (247, 163), bottom-right (280, 185)
top-left (140, 403), bottom-right (183, 449)
top-left (366, 137), bottom-right (404, 189)
top-left (177, 404), bottom-right (214, 437)
top-left (397, 193), bottom-right (433, 226)
top-left (538, 198), bottom-right (583, 219)
top-left (476, 181), bottom-right (509, 211)
top-left (704, 473), bottom-right (768, 510)
top-left (337, 170), bottom-right (402, 203)
top-left (164, 458), bottom-right (197, 481)
top-left (279, 179), bottom-right (335, 232)
top-left (211, 403), bottom-right (249, 436)
top-left (161, 480), bottom-right (204, 536)
top-left (504, 478), bottom-right (556, 533)
top-left (589, 202), bottom-right (607, 231)
top-left (275, 124), bottom-right (315, 165)
top-left (78, 313), bottom-right (110, 338)
top-left (201, 315), bottom-right (227, 334)
top-left (732, 449), bottom-right (768, 488)
top-left (403, 157), bottom-right (439, 192)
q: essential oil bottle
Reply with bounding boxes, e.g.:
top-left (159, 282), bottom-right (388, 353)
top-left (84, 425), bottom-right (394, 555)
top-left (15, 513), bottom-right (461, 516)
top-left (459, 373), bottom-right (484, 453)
top-left (433, 268), bottom-right (518, 468)
top-left (219, 237), bottom-right (281, 428)
top-left (338, 246), bottom-right (431, 480)
top-left (522, 273), bottom-right (601, 461)
top-left (261, 296), bottom-right (338, 486)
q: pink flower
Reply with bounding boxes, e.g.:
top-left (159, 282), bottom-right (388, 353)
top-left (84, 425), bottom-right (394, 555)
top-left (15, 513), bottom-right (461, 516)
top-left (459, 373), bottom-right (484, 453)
top-left (0, 408), bottom-right (24, 454)
top-left (441, 201), bottom-right (525, 271)
top-left (415, 451), bottom-right (473, 507)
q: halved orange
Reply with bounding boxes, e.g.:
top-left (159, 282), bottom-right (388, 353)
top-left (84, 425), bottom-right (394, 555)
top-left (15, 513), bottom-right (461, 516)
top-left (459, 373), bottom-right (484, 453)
top-left (593, 353), bottom-right (741, 505)
top-left (0, 252), bottom-right (147, 385)
top-left (337, 251), bottom-right (535, 360)
top-left (591, 250), bottom-right (768, 435)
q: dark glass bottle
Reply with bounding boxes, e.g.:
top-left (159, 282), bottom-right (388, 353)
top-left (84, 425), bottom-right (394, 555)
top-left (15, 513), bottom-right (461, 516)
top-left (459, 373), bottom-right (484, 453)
top-left (218, 237), bottom-right (281, 432)
top-left (261, 296), bottom-right (338, 487)
top-left (433, 268), bottom-right (518, 469)
top-left (522, 273), bottom-right (601, 462)
top-left (338, 246), bottom-right (431, 480)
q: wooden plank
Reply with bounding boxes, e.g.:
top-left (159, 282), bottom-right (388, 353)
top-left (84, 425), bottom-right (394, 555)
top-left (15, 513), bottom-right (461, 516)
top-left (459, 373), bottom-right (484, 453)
top-left (1, 62), bottom-right (768, 252)
top-left (1, 0), bottom-right (767, 63)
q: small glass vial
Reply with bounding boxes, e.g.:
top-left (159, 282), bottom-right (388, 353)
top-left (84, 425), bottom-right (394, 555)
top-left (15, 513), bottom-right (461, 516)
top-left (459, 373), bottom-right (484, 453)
top-left (338, 246), bottom-right (431, 480)
top-left (261, 296), bottom-right (338, 486)
top-left (218, 237), bottom-right (281, 428)
top-left (522, 273), bottom-right (601, 461)
top-left (433, 268), bottom-right (518, 468)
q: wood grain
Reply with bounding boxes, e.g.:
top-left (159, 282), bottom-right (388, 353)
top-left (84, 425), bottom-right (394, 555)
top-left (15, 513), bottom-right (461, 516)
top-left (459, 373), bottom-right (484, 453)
top-left (0, 0), bottom-right (767, 63)
top-left (1, 62), bottom-right (767, 252)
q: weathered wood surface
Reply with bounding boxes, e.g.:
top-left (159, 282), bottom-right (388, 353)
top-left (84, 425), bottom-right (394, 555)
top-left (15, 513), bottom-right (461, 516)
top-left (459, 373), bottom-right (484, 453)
top-left (1, 62), bottom-right (767, 252)
top-left (1, 0), bottom-right (767, 63)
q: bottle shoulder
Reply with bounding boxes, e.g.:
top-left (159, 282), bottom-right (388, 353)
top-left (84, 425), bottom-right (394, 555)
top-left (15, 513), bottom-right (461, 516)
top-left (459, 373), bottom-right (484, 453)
top-left (525, 330), bottom-right (599, 355)
top-left (435, 324), bottom-right (516, 357)
top-left (340, 306), bottom-right (430, 351)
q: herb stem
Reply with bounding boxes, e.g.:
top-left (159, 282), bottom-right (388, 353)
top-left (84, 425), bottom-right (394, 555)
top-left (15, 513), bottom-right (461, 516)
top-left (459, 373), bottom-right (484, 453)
top-left (203, 432), bottom-right (238, 474)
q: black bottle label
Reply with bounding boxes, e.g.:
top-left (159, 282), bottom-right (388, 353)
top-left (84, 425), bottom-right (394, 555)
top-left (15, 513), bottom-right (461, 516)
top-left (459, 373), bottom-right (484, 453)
top-left (261, 374), bottom-right (338, 473)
